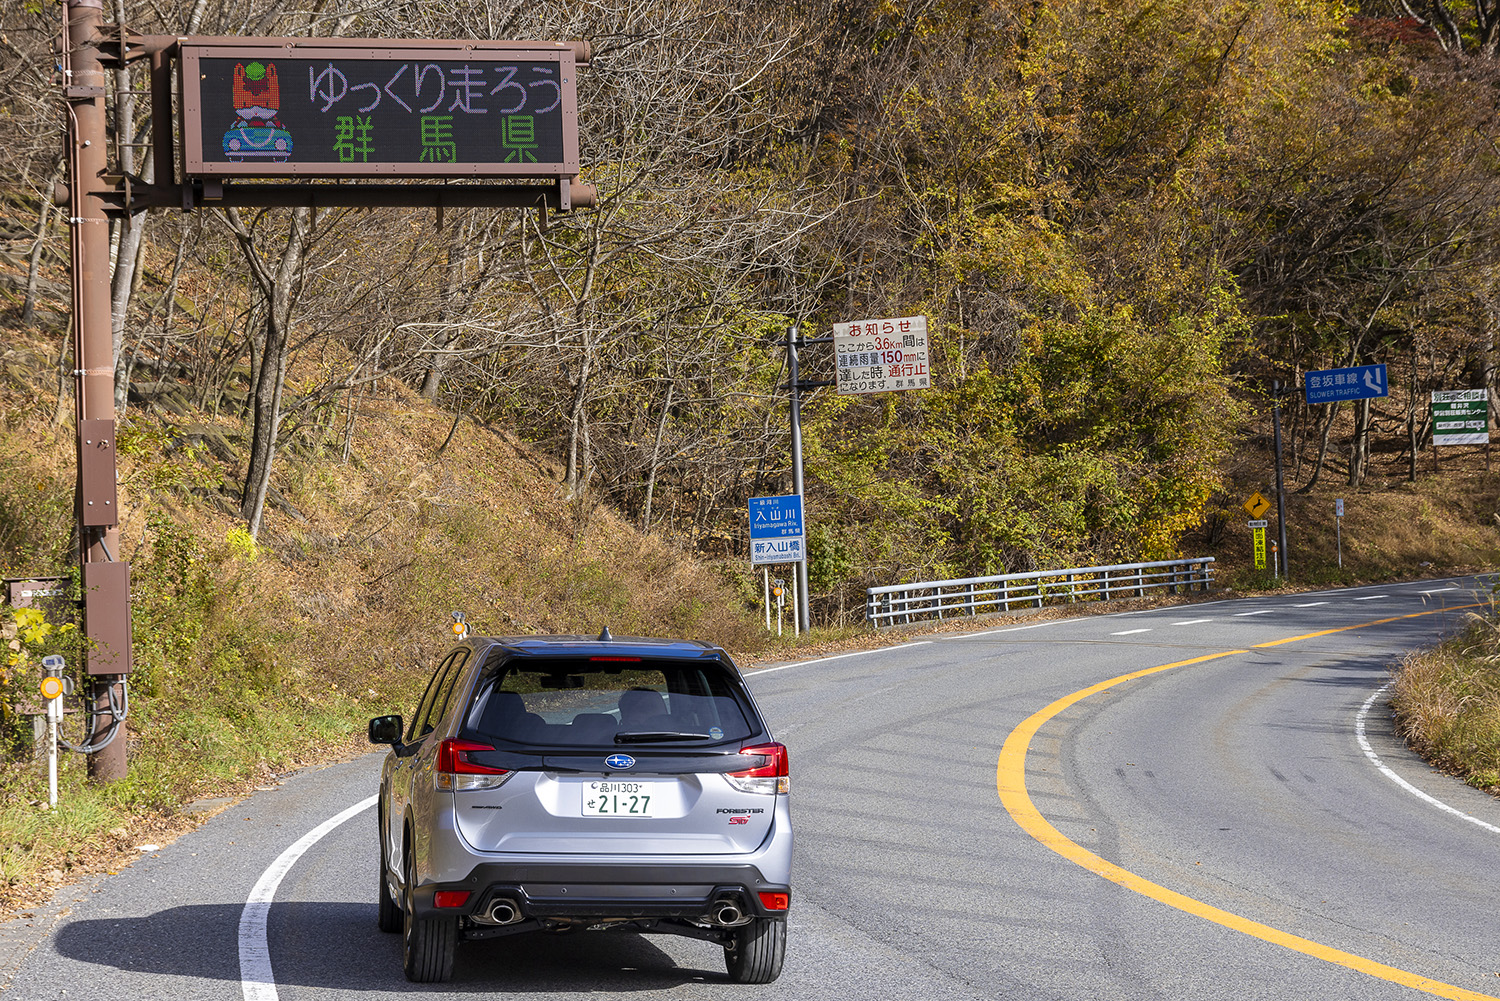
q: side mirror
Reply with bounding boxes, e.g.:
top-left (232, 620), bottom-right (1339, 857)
top-left (368, 714), bottom-right (403, 745)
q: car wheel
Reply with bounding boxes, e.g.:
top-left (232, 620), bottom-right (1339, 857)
top-left (724, 917), bottom-right (785, 984)
top-left (376, 812), bottom-right (400, 933)
top-left (401, 839), bottom-right (456, 982)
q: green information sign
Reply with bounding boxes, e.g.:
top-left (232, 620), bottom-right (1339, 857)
top-left (180, 39), bottom-right (579, 179)
top-left (1432, 389), bottom-right (1489, 446)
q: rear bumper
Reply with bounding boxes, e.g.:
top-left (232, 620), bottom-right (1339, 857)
top-left (411, 860), bottom-right (789, 923)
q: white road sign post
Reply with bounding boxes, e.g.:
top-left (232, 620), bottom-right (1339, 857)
top-left (1335, 498), bottom-right (1344, 568)
top-left (833, 315), bottom-right (931, 395)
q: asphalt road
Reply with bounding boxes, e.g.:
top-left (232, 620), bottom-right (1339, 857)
top-left (5, 577), bottom-right (1500, 1000)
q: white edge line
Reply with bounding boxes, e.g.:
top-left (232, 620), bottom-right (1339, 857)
top-left (240, 794), bottom-right (378, 1001)
top-left (951, 620), bottom-right (1064, 638)
top-left (750, 640), bottom-right (934, 675)
top-left (1355, 686), bottom-right (1500, 836)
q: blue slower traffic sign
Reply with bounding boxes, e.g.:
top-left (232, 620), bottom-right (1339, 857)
top-left (1304, 364), bottom-right (1388, 404)
top-left (749, 495), bottom-right (805, 565)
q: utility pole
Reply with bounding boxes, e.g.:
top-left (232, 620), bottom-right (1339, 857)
top-left (1271, 379), bottom-right (1290, 583)
top-left (65, 0), bottom-right (132, 781)
top-left (784, 324), bottom-right (835, 633)
top-left (786, 325), bottom-right (812, 633)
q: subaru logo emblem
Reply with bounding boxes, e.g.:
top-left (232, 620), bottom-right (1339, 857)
top-left (605, 753), bottom-right (636, 770)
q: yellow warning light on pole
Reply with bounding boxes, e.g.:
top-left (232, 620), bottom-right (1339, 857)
top-left (450, 611), bottom-right (469, 640)
top-left (40, 676), bottom-right (65, 700)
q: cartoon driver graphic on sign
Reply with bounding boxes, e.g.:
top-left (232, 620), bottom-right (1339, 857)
top-left (222, 61), bottom-right (293, 161)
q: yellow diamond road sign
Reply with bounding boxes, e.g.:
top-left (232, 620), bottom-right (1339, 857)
top-left (1243, 492), bottom-right (1271, 520)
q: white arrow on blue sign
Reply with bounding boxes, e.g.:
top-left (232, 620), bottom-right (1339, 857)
top-left (749, 495), bottom-right (805, 565)
top-left (1304, 364), bottom-right (1388, 404)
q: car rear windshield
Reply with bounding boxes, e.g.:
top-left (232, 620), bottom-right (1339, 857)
top-left (463, 658), bottom-right (758, 747)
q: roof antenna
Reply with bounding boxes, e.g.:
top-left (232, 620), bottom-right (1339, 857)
top-left (597, 625), bottom-right (612, 642)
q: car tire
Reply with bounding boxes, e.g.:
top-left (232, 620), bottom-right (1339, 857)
top-left (376, 814), bottom-right (400, 933)
top-left (724, 917), bottom-right (785, 984)
top-left (402, 843), bottom-right (456, 982)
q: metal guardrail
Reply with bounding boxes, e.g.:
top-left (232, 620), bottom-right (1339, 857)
top-left (865, 557), bottom-right (1215, 626)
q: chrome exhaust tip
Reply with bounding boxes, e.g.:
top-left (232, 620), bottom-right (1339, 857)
top-left (710, 900), bottom-right (747, 927)
top-left (486, 898), bottom-right (523, 925)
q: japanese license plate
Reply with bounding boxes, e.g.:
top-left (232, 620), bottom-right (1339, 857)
top-left (583, 780), bottom-right (658, 817)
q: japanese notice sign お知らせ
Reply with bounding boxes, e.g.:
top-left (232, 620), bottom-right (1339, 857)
top-left (833, 315), bottom-right (931, 396)
top-left (179, 40), bottom-right (579, 178)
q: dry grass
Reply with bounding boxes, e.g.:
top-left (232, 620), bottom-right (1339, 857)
top-left (1390, 609), bottom-right (1500, 793)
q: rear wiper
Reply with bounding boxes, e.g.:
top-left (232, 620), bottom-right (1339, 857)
top-left (614, 731), bottom-right (712, 744)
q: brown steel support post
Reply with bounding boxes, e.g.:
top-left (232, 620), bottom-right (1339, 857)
top-left (66, 0), bottom-right (130, 782)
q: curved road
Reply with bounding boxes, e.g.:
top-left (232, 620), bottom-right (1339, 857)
top-left (7, 577), bottom-right (1500, 1000)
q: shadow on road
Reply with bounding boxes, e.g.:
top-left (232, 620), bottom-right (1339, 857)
top-left (53, 902), bottom-right (729, 992)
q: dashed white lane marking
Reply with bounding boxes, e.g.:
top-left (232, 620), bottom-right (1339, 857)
top-left (1234, 609), bottom-right (1275, 616)
top-left (1353, 595), bottom-right (1387, 601)
top-left (1419, 588), bottom-right (1459, 595)
top-left (1172, 619), bottom-right (1213, 625)
top-left (1111, 628), bottom-right (1152, 636)
top-left (1355, 686), bottom-right (1500, 836)
top-left (1294, 601), bottom-right (1329, 607)
top-left (750, 641), bottom-right (934, 675)
top-left (240, 795), bottom-right (377, 1001)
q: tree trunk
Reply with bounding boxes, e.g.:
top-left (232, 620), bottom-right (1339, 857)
top-left (1296, 402), bottom-right (1337, 494)
top-left (109, 22), bottom-right (148, 412)
top-left (641, 380), bottom-right (674, 531)
top-left (22, 158), bottom-right (64, 327)
top-left (420, 224), bottom-right (471, 400)
top-left (228, 206), bottom-right (313, 538)
top-left (1408, 343), bottom-right (1419, 483)
top-left (1348, 397), bottom-right (1370, 487)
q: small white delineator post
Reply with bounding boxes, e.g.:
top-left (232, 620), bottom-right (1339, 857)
top-left (40, 655), bottom-right (68, 811)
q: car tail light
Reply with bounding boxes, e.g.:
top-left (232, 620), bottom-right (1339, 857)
top-left (724, 742), bottom-right (789, 795)
top-left (433, 890), bottom-right (471, 908)
top-left (758, 891), bottom-right (790, 911)
top-left (435, 739), bottom-right (512, 791)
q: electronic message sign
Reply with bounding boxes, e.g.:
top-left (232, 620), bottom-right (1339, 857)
top-left (179, 39), bottom-right (579, 178)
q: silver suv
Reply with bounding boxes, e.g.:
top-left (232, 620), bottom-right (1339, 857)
top-left (368, 632), bottom-right (791, 984)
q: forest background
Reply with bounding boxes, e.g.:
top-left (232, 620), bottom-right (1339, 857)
top-left (9, 0), bottom-right (1500, 613)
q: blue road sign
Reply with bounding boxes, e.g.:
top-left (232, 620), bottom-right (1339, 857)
top-left (1305, 364), bottom-right (1388, 404)
top-left (749, 495), bottom-right (805, 565)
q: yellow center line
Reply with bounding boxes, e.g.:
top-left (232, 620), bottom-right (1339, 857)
top-left (995, 602), bottom-right (1496, 1001)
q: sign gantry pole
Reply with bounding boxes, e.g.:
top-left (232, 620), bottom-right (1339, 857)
top-left (65, 0), bottom-right (131, 782)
